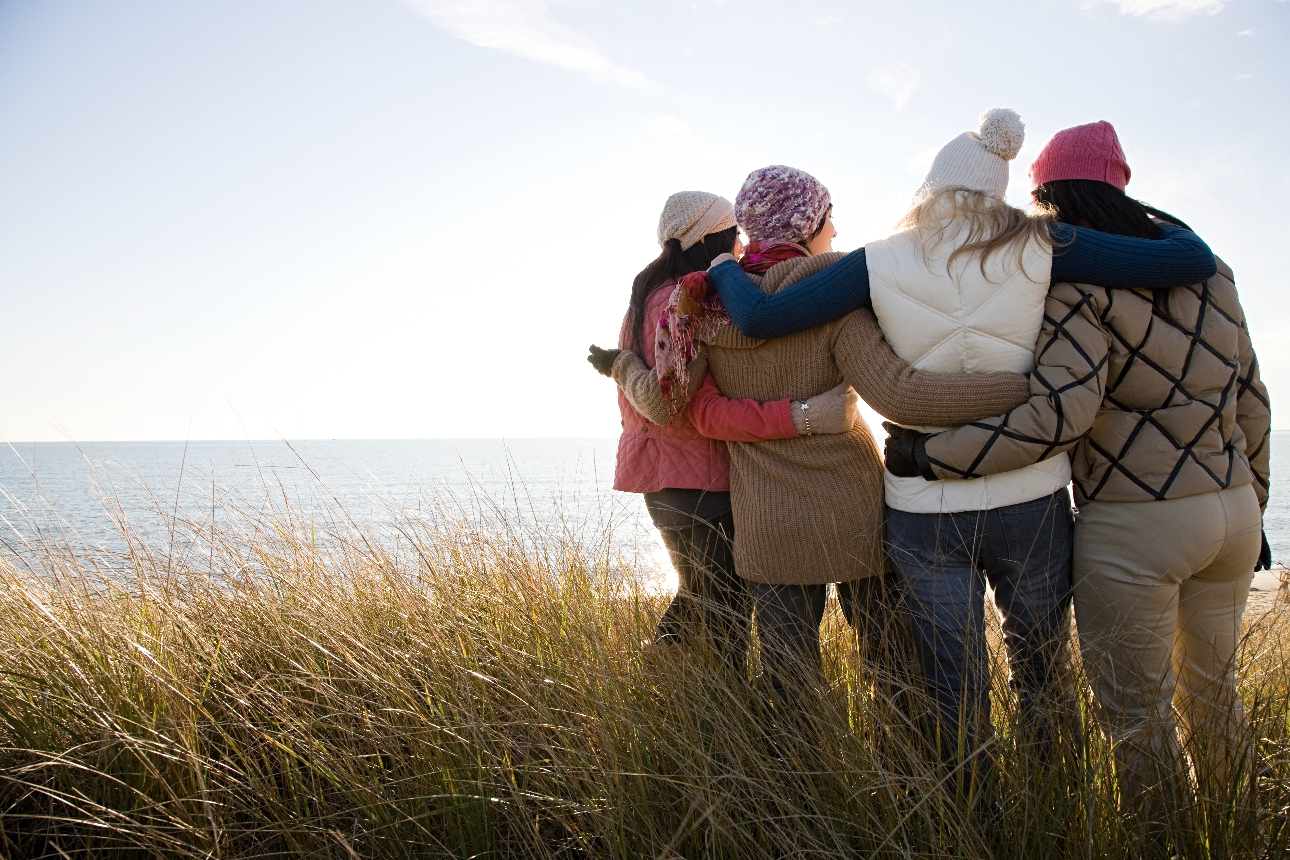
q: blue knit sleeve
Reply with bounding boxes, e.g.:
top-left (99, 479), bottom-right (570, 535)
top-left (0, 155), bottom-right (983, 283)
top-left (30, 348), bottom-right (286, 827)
top-left (1051, 222), bottom-right (1217, 288)
top-left (708, 248), bottom-right (871, 340)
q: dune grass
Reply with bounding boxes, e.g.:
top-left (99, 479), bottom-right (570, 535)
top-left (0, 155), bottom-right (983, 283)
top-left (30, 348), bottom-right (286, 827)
top-left (0, 476), bottom-right (1288, 859)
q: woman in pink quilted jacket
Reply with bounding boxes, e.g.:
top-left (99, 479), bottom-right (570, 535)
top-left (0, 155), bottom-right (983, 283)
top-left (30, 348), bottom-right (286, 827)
top-left (587, 191), bottom-right (857, 670)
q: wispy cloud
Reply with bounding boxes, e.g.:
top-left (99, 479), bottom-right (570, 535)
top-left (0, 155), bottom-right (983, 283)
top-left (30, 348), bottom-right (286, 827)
top-left (815, 15), bottom-right (844, 25)
top-left (400, 0), bottom-right (645, 87)
top-left (1085, 0), bottom-right (1225, 20)
top-left (865, 60), bottom-right (920, 110)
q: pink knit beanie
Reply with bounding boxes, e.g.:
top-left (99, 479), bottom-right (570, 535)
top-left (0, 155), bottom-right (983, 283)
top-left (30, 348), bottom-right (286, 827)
top-left (734, 165), bottom-right (831, 244)
top-left (1029, 121), bottom-right (1131, 191)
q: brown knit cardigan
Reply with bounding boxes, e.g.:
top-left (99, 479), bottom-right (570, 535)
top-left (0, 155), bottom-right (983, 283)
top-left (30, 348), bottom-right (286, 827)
top-left (616, 252), bottom-right (1034, 586)
top-left (922, 257), bottom-right (1271, 510)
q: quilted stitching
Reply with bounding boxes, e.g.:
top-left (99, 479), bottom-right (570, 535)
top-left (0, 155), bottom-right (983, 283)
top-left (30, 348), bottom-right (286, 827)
top-left (927, 264), bottom-right (1270, 508)
top-left (865, 227), bottom-right (1069, 511)
top-left (613, 407), bottom-right (730, 494)
top-left (867, 230), bottom-right (1051, 375)
top-left (1081, 279), bottom-right (1249, 501)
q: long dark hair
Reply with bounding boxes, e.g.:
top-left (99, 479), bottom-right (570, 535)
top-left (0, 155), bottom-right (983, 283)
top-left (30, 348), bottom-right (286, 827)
top-left (627, 226), bottom-right (739, 354)
top-left (1033, 179), bottom-right (1193, 317)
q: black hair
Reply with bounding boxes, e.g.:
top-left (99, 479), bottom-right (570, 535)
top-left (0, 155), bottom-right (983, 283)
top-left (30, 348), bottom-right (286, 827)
top-left (1033, 179), bottom-right (1194, 317)
top-left (1032, 179), bottom-right (1196, 237)
top-left (626, 225), bottom-right (740, 354)
top-left (797, 205), bottom-right (834, 249)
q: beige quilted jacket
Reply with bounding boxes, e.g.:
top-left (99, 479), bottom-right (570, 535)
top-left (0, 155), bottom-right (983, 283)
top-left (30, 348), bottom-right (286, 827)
top-left (922, 257), bottom-right (1271, 510)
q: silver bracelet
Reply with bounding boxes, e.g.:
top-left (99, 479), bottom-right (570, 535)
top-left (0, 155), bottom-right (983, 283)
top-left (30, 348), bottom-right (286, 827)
top-left (799, 401), bottom-right (812, 436)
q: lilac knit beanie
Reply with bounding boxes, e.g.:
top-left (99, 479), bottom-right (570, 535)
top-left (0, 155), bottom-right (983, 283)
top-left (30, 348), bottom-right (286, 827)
top-left (734, 165), bottom-right (832, 244)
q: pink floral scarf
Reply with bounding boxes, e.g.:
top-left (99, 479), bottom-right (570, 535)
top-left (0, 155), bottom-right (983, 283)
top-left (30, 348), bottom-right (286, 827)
top-left (654, 241), bottom-right (809, 411)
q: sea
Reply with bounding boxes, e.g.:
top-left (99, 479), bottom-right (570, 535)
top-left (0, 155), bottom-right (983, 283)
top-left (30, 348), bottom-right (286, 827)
top-left (2, 435), bottom-right (1288, 593)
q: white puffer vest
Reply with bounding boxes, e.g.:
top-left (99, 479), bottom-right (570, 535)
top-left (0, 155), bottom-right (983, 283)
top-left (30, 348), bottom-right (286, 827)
top-left (866, 219), bottom-right (1069, 513)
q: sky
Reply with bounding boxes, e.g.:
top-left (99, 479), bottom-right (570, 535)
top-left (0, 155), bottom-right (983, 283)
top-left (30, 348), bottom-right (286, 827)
top-left (0, 0), bottom-right (1286, 442)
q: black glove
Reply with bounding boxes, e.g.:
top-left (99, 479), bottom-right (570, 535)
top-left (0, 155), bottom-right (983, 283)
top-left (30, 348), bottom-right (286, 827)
top-left (1255, 530), bottom-right (1273, 572)
top-left (587, 344), bottom-right (621, 377)
top-left (882, 421), bottom-right (936, 480)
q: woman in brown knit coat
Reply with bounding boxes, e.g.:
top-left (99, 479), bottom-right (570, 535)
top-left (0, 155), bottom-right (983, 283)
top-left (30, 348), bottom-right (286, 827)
top-left (606, 165), bottom-right (1034, 705)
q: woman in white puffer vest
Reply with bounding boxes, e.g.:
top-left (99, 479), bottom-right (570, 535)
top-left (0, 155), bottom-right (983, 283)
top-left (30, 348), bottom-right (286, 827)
top-left (869, 110), bottom-right (1076, 782)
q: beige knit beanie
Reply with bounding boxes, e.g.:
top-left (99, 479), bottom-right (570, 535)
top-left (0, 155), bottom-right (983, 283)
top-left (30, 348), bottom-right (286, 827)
top-left (918, 108), bottom-right (1026, 200)
top-left (656, 191), bottom-right (737, 250)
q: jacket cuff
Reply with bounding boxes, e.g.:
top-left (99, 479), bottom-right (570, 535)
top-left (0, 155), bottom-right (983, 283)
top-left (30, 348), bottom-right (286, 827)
top-left (609, 350), bottom-right (641, 386)
top-left (774, 398), bottom-right (801, 438)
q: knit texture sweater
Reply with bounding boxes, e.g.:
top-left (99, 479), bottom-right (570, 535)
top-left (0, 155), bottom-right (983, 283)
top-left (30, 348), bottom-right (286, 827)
top-left (618, 253), bottom-right (1034, 586)
top-left (711, 222), bottom-right (1218, 340)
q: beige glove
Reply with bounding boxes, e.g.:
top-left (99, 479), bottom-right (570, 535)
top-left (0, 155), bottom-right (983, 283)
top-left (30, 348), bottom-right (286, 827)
top-left (791, 383), bottom-right (859, 436)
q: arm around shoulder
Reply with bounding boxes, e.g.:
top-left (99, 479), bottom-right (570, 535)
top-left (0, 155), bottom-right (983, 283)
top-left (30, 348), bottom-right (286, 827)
top-left (610, 351), bottom-right (673, 426)
top-left (687, 372), bottom-right (799, 442)
top-left (831, 308), bottom-right (1033, 427)
top-left (922, 282), bottom-right (1111, 479)
top-left (1053, 222), bottom-right (1217, 289)
top-left (709, 249), bottom-right (871, 340)
top-left (611, 347), bottom-right (712, 426)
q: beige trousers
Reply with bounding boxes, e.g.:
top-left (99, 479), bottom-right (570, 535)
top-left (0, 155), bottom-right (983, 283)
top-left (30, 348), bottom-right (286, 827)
top-left (1073, 484), bottom-right (1262, 797)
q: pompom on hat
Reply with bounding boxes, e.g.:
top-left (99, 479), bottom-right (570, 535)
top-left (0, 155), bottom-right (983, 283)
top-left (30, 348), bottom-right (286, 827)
top-left (657, 191), bottom-right (737, 250)
top-left (918, 108), bottom-right (1026, 200)
top-left (1029, 120), bottom-right (1131, 192)
top-left (734, 165), bottom-right (832, 244)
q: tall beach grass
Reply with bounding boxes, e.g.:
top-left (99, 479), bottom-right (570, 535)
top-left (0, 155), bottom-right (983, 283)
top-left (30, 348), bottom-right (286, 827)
top-left (0, 465), bottom-right (1288, 859)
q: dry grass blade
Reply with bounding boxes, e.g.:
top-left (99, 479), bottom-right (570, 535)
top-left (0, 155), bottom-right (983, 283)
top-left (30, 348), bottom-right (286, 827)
top-left (0, 467), bottom-right (1286, 859)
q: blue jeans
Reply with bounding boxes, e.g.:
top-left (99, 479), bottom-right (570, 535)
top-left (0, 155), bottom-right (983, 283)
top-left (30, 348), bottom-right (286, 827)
top-left (886, 489), bottom-right (1075, 764)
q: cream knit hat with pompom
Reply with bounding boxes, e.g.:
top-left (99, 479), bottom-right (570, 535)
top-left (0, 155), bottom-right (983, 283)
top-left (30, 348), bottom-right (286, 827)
top-left (656, 191), bottom-right (737, 250)
top-left (918, 108), bottom-right (1026, 200)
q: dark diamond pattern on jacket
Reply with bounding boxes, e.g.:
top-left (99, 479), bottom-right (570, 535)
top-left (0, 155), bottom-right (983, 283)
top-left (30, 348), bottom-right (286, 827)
top-left (927, 275), bottom-right (1270, 505)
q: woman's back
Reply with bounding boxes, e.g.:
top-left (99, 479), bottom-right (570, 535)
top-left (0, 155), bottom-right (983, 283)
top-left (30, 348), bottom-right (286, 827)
top-left (863, 196), bottom-right (1070, 514)
top-left (917, 258), bottom-right (1270, 510)
top-left (701, 252), bottom-right (888, 586)
top-left (613, 283), bottom-right (730, 494)
top-left (865, 219), bottom-right (1052, 380)
top-left (1071, 257), bottom-right (1266, 506)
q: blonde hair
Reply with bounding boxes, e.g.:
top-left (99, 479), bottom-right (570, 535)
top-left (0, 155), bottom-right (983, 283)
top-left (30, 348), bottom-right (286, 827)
top-left (896, 186), bottom-right (1057, 279)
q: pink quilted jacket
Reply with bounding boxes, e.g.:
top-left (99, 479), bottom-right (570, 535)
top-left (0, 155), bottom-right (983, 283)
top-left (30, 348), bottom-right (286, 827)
top-left (613, 284), bottom-right (795, 494)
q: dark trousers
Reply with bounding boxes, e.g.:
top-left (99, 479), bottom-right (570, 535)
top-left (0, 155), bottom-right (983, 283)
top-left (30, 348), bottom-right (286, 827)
top-left (654, 510), bottom-right (750, 671)
top-left (886, 489), bottom-right (1075, 767)
top-left (749, 574), bottom-right (907, 707)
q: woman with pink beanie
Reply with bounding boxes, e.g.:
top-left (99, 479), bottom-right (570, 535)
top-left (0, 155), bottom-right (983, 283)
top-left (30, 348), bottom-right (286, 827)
top-left (597, 169), bottom-right (1035, 718)
top-left (586, 190), bottom-right (860, 672)
top-left (887, 121), bottom-right (1271, 820)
